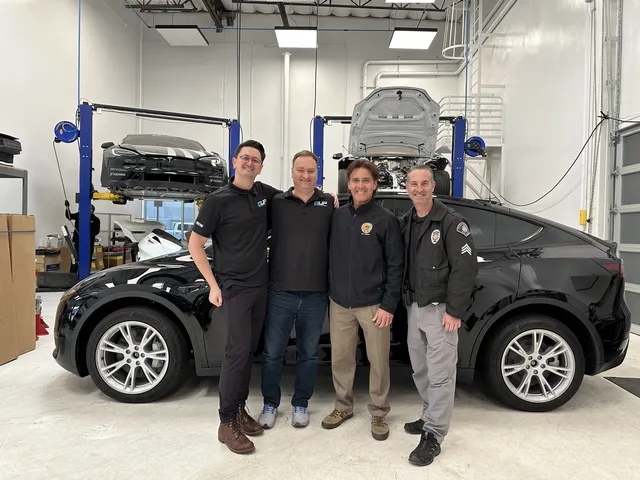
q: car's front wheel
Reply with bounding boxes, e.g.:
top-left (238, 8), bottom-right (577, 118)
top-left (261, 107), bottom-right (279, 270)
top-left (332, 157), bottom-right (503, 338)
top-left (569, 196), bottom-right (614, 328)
top-left (86, 307), bottom-right (189, 403)
top-left (483, 314), bottom-right (585, 412)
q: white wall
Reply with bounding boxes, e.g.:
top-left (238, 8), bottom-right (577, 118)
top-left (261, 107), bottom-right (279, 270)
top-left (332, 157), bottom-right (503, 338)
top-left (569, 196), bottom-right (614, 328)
top-left (140, 14), bottom-right (460, 193)
top-left (0, 0), bottom-right (140, 242)
top-left (473, 0), bottom-right (591, 228)
top-left (620, 0), bottom-right (640, 121)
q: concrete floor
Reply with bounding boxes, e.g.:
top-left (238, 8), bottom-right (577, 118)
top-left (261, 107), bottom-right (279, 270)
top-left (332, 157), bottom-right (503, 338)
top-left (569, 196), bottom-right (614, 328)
top-left (1, 292), bottom-right (639, 480)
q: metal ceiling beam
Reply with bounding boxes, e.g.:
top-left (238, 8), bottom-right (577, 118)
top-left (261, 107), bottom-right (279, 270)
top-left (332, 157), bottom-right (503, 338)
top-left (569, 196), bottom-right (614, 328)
top-left (231, 0), bottom-right (444, 12)
top-left (202, 0), bottom-right (234, 29)
top-left (277, 2), bottom-right (290, 26)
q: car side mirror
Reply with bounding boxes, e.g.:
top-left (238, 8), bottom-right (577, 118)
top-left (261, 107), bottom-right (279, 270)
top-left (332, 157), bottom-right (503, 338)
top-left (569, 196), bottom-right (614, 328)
top-left (101, 141), bottom-right (114, 149)
top-left (332, 152), bottom-right (342, 159)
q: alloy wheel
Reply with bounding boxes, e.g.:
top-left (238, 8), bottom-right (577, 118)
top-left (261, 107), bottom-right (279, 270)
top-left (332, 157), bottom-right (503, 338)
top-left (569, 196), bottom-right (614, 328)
top-left (95, 321), bottom-right (170, 395)
top-left (500, 328), bottom-right (576, 403)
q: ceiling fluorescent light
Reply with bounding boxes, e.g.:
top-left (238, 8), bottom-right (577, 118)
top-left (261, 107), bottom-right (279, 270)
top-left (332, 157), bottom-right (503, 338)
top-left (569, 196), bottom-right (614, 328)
top-left (384, 0), bottom-right (435, 3)
top-left (155, 25), bottom-right (209, 47)
top-left (274, 27), bottom-right (317, 49)
top-left (389, 27), bottom-right (437, 50)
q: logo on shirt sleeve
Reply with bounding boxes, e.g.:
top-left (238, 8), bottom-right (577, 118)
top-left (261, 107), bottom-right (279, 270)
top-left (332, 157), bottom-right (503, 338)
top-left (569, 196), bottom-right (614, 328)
top-left (257, 198), bottom-right (267, 207)
top-left (456, 221), bottom-right (470, 237)
top-left (361, 222), bottom-right (373, 235)
top-left (314, 200), bottom-right (328, 207)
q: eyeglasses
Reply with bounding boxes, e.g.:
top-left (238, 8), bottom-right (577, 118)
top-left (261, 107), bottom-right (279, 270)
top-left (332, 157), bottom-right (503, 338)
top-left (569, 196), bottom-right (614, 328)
top-left (237, 155), bottom-right (262, 165)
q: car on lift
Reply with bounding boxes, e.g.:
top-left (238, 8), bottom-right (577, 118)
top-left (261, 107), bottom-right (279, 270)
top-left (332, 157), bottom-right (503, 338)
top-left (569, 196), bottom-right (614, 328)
top-left (332, 86), bottom-right (452, 195)
top-left (99, 133), bottom-right (228, 204)
top-left (51, 190), bottom-right (631, 413)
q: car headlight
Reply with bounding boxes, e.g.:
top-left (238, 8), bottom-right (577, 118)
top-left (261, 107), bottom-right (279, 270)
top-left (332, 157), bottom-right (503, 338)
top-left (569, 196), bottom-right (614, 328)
top-left (201, 156), bottom-right (222, 167)
top-left (111, 148), bottom-right (138, 156)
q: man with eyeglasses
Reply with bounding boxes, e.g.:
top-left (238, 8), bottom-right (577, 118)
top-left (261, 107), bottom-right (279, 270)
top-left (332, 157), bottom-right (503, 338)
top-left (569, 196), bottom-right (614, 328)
top-left (189, 140), bottom-right (281, 455)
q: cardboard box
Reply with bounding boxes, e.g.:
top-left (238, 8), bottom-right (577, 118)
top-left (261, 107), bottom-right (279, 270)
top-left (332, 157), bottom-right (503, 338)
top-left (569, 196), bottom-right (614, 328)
top-left (0, 214), bottom-right (36, 366)
top-left (35, 252), bottom-right (62, 273)
top-left (0, 216), bottom-right (18, 366)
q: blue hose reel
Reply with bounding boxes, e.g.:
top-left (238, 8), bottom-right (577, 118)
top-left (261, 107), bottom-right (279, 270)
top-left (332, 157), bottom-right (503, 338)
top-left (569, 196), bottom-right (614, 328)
top-left (54, 121), bottom-right (79, 143)
top-left (464, 136), bottom-right (486, 157)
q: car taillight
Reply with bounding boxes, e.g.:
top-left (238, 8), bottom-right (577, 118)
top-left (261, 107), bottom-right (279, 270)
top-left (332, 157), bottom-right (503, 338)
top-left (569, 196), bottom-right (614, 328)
top-left (593, 258), bottom-right (623, 276)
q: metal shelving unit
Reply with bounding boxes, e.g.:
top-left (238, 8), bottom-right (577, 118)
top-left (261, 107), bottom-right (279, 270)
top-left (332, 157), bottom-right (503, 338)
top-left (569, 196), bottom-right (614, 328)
top-left (0, 164), bottom-right (28, 214)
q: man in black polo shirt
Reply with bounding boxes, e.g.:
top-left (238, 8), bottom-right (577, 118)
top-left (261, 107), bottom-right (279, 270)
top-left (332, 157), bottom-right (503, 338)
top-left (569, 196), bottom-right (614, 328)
top-left (257, 150), bottom-right (335, 430)
top-left (189, 139), bottom-right (281, 455)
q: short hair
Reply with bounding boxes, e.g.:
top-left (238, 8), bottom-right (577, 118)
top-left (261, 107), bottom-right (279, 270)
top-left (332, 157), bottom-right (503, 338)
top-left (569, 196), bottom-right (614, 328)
top-left (292, 150), bottom-right (319, 166)
top-left (408, 163), bottom-right (435, 181)
top-left (234, 140), bottom-right (266, 162)
top-left (346, 158), bottom-right (380, 183)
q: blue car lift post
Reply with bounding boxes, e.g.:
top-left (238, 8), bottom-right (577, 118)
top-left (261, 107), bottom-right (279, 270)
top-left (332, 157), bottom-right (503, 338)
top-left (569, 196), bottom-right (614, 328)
top-left (76, 102), bottom-right (241, 280)
top-left (311, 114), bottom-right (467, 197)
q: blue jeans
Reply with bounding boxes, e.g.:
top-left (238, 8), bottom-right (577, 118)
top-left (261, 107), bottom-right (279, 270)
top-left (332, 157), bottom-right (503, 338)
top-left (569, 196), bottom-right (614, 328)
top-left (261, 287), bottom-right (328, 408)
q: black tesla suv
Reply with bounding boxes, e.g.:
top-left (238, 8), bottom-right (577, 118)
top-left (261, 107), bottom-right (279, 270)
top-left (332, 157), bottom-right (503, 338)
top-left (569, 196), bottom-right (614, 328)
top-left (52, 191), bottom-right (631, 412)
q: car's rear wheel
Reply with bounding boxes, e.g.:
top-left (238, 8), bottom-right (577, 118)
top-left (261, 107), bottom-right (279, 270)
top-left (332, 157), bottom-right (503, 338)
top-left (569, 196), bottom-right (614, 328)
top-left (86, 307), bottom-right (189, 403)
top-left (482, 314), bottom-right (585, 412)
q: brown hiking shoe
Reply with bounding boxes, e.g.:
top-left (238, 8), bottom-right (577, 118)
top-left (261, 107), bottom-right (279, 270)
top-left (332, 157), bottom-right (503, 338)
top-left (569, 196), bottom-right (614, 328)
top-left (218, 417), bottom-right (255, 454)
top-left (321, 409), bottom-right (353, 429)
top-left (237, 404), bottom-right (264, 437)
top-left (371, 416), bottom-right (389, 441)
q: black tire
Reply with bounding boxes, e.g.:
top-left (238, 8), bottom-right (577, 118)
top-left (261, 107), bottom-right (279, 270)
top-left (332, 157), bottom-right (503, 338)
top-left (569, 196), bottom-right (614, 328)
top-left (86, 306), bottom-right (190, 403)
top-left (338, 169), bottom-right (348, 194)
top-left (433, 169), bottom-right (450, 195)
top-left (482, 314), bottom-right (585, 412)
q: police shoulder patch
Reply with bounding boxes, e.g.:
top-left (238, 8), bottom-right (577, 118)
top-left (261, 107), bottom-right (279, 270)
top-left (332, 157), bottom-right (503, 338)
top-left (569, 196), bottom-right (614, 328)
top-left (456, 221), bottom-right (470, 237)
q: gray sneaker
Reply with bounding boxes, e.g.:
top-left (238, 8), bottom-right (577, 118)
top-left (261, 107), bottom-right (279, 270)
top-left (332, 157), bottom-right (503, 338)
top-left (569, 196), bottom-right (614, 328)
top-left (292, 406), bottom-right (309, 428)
top-left (259, 404), bottom-right (277, 429)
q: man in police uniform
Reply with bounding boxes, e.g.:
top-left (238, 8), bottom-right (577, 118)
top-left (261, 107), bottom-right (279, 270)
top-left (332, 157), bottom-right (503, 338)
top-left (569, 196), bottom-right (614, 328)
top-left (189, 140), bottom-right (281, 455)
top-left (400, 163), bottom-right (478, 467)
top-left (321, 159), bottom-right (404, 441)
top-left (258, 150), bottom-right (335, 430)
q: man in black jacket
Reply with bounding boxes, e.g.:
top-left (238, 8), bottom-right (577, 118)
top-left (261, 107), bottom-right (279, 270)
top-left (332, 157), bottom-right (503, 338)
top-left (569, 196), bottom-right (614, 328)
top-left (321, 159), bottom-right (404, 442)
top-left (400, 163), bottom-right (478, 467)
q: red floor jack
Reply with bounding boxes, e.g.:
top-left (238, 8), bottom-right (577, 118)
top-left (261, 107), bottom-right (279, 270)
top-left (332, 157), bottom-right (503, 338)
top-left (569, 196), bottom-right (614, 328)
top-left (36, 295), bottom-right (49, 339)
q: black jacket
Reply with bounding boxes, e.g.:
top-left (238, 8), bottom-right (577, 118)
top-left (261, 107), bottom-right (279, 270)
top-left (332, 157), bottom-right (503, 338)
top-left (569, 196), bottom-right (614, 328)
top-left (329, 198), bottom-right (404, 314)
top-left (400, 198), bottom-right (478, 320)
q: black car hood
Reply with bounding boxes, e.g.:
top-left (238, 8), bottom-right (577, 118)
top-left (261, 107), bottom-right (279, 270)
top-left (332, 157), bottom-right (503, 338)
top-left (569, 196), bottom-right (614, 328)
top-left (118, 143), bottom-right (213, 160)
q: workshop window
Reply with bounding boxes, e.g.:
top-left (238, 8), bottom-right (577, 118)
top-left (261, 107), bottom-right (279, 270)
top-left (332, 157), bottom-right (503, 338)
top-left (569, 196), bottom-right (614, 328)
top-left (144, 200), bottom-right (195, 241)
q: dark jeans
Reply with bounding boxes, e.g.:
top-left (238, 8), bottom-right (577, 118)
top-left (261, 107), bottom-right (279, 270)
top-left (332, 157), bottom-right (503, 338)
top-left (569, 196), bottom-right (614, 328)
top-left (218, 283), bottom-right (268, 422)
top-left (261, 287), bottom-right (328, 409)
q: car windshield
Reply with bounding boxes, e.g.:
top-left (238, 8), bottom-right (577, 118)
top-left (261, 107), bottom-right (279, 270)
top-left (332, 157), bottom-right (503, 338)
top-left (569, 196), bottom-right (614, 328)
top-left (122, 134), bottom-right (204, 151)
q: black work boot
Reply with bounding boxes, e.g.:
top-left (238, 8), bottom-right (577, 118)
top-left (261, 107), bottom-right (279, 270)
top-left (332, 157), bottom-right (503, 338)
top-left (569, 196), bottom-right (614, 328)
top-left (403, 418), bottom-right (424, 435)
top-left (408, 431), bottom-right (441, 466)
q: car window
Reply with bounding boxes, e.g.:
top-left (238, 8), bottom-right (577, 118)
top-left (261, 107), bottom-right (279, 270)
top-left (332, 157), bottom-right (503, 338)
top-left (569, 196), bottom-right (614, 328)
top-left (495, 213), bottom-right (540, 244)
top-left (380, 198), bottom-right (412, 217)
top-left (449, 205), bottom-right (496, 248)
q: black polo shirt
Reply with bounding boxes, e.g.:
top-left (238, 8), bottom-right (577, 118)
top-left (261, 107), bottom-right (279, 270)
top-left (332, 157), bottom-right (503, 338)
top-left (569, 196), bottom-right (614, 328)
top-left (268, 187), bottom-right (335, 291)
top-left (192, 179), bottom-right (281, 289)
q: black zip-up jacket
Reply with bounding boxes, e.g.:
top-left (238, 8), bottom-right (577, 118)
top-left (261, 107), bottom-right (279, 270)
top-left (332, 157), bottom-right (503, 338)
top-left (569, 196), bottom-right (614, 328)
top-left (400, 198), bottom-right (478, 320)
top-left (329, 198), bottom-right (404, 314)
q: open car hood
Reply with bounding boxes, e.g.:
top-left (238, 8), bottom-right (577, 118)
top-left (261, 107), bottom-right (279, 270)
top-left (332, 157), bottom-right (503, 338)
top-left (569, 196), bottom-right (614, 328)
top-left (348, 86), bottom-right (440, 158)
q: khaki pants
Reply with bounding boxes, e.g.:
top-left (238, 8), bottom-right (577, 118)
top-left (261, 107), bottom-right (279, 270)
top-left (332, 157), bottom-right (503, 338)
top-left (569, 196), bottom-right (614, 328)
top-left (329, 298), bottom-right (391, 417)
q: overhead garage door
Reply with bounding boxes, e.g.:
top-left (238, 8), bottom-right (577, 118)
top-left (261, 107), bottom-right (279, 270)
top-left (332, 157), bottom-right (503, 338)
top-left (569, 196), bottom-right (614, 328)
top-left (612, 124), bottom-right (640, 334)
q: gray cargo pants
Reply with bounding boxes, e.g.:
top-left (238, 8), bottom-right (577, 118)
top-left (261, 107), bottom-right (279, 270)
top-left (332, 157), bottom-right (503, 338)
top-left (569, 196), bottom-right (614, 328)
top-left (407, 302), bottom-right (458, 444)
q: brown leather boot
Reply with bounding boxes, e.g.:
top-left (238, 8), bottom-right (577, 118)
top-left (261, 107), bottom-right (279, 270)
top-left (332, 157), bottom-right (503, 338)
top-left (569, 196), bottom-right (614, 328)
top-left (237, 404), bottom-right (264, 436)
top-left (218, 417), bottom-right (255, 454)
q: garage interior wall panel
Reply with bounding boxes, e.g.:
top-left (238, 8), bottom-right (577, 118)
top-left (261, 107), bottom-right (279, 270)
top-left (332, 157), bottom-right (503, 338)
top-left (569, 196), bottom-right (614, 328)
top-left (0, 0), bottom-right (140, 241)
top-left (473, 0), bottom-right (589, 229)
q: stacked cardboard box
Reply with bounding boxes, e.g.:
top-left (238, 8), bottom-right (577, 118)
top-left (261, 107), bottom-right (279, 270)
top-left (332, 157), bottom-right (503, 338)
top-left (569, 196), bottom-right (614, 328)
top-left (0, 214), bottom-right (37, 367)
